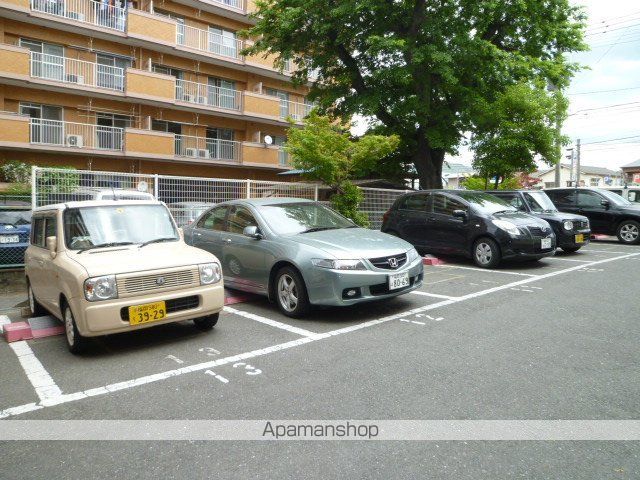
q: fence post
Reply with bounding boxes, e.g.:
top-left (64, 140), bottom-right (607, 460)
top-left (246, 179), bottom-right (251, 198)
top-left (314, 184), bottom-right (318, 201)
top-left (31, 166), bottom-right (37, 207)
top-left (154, 174), bottom-right (159, 198)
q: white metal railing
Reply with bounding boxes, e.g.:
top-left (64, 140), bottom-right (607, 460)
top-left (29, 118), bottom-right (124, 150)
top-left (175, 79), bottom-right (242, 110)
top-left (209, 0), bottom-right (243, 11)
top-left (176, 24), bottom-right (243, 59)
top-left (30, 52), bottom-right (125, 91)
top-left (30, 0), bottom-right (126, 32)
top-left (280, 100), bottom-right (314, 121)
top-left (174, 135), bottom-right (240, 162)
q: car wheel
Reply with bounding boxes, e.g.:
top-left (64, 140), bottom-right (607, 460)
top-left (27, 283), bottom-right (45, 316)
top-left (617, 220), bottom-right (640, 245)
top-left (562, 246), bottom-right (581, 253)
top-left (275, 266), bottom-right (310, 318)
top-left (193, 313), bottom-right (219, 331)
top-left (63, 303), bottom-right (88, 354)
top-left (472, 238), bottom-right (501, 268)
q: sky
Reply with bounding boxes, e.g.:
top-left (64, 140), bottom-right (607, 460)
top-left (351, 0), bottom-right (640, 172)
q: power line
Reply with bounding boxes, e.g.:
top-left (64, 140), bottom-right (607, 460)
top-left (569, 101), bottom-right (640, 115)
top-left (581, 135), bottom-right (640, 145)
top-left (568, 86), bottom-right (640, 95)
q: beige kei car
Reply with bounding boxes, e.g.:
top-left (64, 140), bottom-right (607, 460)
top-left (25, 200), bottom-right (224, 353)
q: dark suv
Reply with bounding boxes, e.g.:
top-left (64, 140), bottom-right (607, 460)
top-left (382, 190), bottom-right (556, 268)
top-left (485, 190), bottom-right (591, 253)
top-left (545, 188), bottom-right (640, 245)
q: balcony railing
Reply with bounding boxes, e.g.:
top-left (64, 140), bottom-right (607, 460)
top-left (175, 135), bottom-right (240, 162)
top-left (29, 118), bottom-right (124, 150)
top-left (175, 79), bottom-right (242, 110)
top-left (30, 0), bottom-right (126, 32)
top-left (30, 52), bottom-right (125, 91)
top-left (209, 0), bottom-right (243, 11)
top-left (280, 100), bottom-right (314, 121)
top-left (176, 24), bottom-right (243, 60)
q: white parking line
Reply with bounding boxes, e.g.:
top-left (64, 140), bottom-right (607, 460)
top-left (435, 265), bottom-right (538, 277)
top-left (1, 251), bottom-right (638, 419)
top-left (583, 249), bottom-right (628, 254)
top-left (8, 341), bottom-right (62, 401)
top-left (410, 291), bottom-right (458, 300)
top-left (547, 257), bottom-right (590, 263)
top-left (223, 306), bottom-right (318, 338)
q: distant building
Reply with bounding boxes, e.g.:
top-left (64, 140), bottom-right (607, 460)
top-left (621, 159), bottom-right (640, 184)
top-left (534, 164), bottom-right (622, 188)
top-left (442, 162), bottom-right (476, 189)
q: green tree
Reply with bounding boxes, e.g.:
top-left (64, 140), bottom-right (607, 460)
top-left (285, 112), bottom-right (399, 226)
top-left (243, 0), bottom-right (586, 188)
top-left (470, 82), bottom-right (568, 188)
top-left (462, 175), bottom-right (521, 191)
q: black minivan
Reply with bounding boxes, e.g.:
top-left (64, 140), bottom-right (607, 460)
top-left (545, 187), bottom-right (640, 245)
top-left (382, 190), bottom-right (556, 268)
top-left (485, 190), bottom-right (591, 253)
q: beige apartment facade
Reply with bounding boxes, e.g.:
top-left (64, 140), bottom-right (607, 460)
top-left (0, 0), bottom-right (313, 179)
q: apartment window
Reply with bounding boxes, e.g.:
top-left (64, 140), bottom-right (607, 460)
top-left (20, 38), bottom-right (64, 80)
top-left (153, 64), bottom-right (184, 80)
top-left (207, 127), bottom-right (235, 160)
top-left (156, 10), bottom-right (186, 44)
top-left (20, 103), bottom-right (63, 144)
top-left (265, 88), bottom-right (290, 118)
top-left (590, 178), bottom-right (600, 187)
top-left (208, 77), bottom-right (237, 109)
top-left (95, 113), bottom-right (130, 149)
top-left (208, 27), bottom-right (238, 57)
top-left (96, 53), bottom-right (130, 90)
top-left (152, 120), bottom-right (182, 135)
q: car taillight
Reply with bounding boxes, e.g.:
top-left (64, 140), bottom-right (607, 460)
top-left (382, 209), bottom-right (391, 224)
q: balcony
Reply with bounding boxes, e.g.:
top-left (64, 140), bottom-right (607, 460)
top-left (279, 100), bottom-right (313, 121)
top-left (174, 135), bottom-right (241, 163)
top-left (30, 0), bottom-right (126, 32)
top-left (29, 118), bottom-right (124, 151)
top-left (175, 79), bottom-right (242, 111)
top-left (177, 24), bottom-right (243, 60)
top-left (278, 149), bottom-right (289, 167)
top-left (30, 52), bottom-right (125, 91)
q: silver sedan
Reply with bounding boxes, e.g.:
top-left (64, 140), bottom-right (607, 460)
top-left (183, 198), bottom-right (424, 317)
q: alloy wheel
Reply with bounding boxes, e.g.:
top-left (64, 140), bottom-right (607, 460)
top-left (475, 243), bottom-right (493, 265)
top-left (620, 224), bottom-right (639, 243)
top-left (277, 274), bottom-right (298, 312)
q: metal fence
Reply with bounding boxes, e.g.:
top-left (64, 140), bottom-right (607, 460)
top-left (30, 0), bottom-right (127, 32)
top-left (0, 167), bottom-right (410, 268)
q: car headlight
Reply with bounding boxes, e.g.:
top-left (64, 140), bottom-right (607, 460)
top-left (84, 275), bottom-right (118, 302)
top-left (311, 259), bottom-right (366, 270)
top-left (199, 262), bottom-right (222, 284)
top-left (492, 219), bottom-right (521, 236)
top-left (407, 248), bottom-right (420, 263)
top-left (563, 220), bottom-right (574, 231)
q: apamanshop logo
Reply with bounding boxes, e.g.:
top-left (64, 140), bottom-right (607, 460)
top-left (263, 421), bottom-right (379, 439)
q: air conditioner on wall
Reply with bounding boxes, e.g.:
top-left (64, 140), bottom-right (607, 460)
top-left (66, 74), bottom-right (84, 84)
top-left (197, 149), bottom-right (210, 158)
top-left (185, 148), bottom-right (198, 157)
top-left (182, 93), bottom-right (195, 103)
top-left (66, 135), bottom-right (83, 147)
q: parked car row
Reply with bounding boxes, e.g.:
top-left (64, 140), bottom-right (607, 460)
top-left (22, 186), bottom-right (640, 354)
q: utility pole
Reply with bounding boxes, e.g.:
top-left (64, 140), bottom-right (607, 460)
top-left (575, 139), bottom-right (581, 187)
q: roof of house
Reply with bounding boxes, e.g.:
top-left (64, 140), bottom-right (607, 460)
top-left (534, 163), bottom-right (621, 178)
top-left (442, 162), bottom-right (475, 178)
top-left (622, 159), bottom-right (640, 169)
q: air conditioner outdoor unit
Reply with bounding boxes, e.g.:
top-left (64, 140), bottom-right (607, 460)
top-left (197, 149), bottom-right (210, 158)
top-left (183, 94), bottom-right (195, 103)
top-left (66, 134), bottom-right (83, 148)
top-left (66, 74), bottom-right (84, 84)
top-left (197, 96), bottom-right (207, 105)
top-left (185, 148), bottom-right (198, 157)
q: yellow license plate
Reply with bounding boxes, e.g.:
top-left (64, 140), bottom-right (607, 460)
top-left (128, 301), bottom-right (167, 326)
top-left (575, 234), bottom-right (584, 243)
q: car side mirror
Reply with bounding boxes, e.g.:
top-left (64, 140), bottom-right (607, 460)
top-left (452, 209), bottom-right (468, 221)
top-left (600, 200), bottom-right (610, 209)
top-left (243, 225), bottom-right (263, 239)
top-left (46, 236), bottom-right (57, 259)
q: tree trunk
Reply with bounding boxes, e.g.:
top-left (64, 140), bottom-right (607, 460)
top-left (412, 137), bottom-right (444, 189)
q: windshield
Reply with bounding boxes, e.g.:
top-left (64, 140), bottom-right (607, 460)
top-left (257, 202), bottom-right (356, 235)
top-left (524, 191), bottom-right (557, 213)
top-left (63, 204), bottom-right (178, 250)
top-left (0, 210), bottom-right (32, 226)
top-left (456, 192), bottom-right (517, 214)
top-left (598, 189), bottom-right (632, 206)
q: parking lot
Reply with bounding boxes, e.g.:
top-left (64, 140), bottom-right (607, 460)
top-left (1, 239), bottom-right (640, 478)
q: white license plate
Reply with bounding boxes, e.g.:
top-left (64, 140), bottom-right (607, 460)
top-left (388, 272), bottom-right (410, 290)
top-left (541, 238), bottom-right (552, 249)
top-left (0, 235), bottom-right (19, 244)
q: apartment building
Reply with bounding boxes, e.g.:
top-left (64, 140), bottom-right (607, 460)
top-left (0, 0), bottom-right (314, 179)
